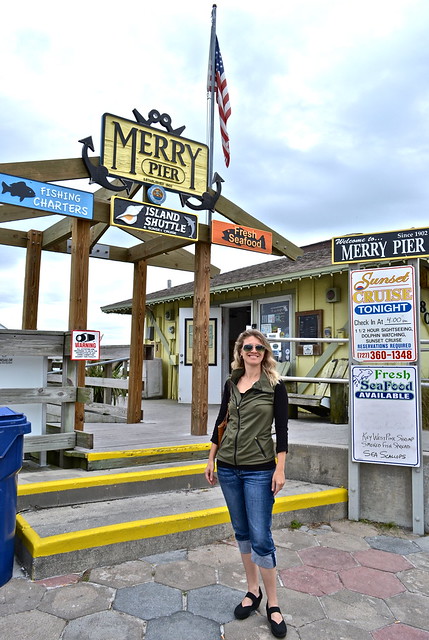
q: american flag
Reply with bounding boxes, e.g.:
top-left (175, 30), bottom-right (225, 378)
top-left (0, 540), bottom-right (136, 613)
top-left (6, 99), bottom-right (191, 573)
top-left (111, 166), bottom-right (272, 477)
top-left (214, 37), bottom-right (231, 167)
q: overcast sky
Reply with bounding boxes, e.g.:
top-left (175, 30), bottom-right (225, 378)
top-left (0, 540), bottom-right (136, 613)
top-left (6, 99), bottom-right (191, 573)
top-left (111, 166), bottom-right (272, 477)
top-left (1, 0), bottom-right (429, 343)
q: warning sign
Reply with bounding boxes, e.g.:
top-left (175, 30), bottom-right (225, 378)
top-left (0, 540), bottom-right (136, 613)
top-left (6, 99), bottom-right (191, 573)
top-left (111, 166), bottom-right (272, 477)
top-left (71, 331), bottom-right (100, 361)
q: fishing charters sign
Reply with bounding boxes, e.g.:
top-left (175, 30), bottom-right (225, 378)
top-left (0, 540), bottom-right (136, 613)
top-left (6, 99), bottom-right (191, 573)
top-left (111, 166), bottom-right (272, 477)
top-left (0, 172), bottom-right (93, 219)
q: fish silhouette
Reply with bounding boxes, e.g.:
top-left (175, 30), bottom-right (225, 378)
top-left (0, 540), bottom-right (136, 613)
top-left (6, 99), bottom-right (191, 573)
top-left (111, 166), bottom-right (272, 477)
top-left (184, 215), bottom-right (196, 237)
top-left (2, 180), bottom-right (35, 202)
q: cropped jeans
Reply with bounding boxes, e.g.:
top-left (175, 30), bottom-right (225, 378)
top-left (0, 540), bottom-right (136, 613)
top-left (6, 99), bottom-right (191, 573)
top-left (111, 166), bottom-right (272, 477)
top-left (217, 466), bottom-right (276, 569)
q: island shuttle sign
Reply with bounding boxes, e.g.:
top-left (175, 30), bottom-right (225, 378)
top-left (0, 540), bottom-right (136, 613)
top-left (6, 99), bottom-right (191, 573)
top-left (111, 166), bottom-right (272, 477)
top-left (101, 113), bottom-right (208, 197)
top-left (111, 197), bottom-right (198, 241)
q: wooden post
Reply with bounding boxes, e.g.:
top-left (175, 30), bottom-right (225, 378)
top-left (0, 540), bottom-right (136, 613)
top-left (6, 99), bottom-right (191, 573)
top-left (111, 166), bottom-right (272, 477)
top-left (22, 230), bottom-right (42, 329)
top-left (127, 259), bottom-right (147, 423)
top-left (68, 218), bottom-right (90, 431)
top-left (191, 241), bottom-right (211, 435)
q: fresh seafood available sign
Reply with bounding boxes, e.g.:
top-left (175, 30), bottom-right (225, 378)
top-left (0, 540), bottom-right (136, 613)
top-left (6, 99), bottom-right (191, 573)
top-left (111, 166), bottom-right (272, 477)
top-left (351, 365), bottom-right (420, 466)
top-left (111, 196), bottom-right (198, 241)
top-left (0, 172), bottom-right (93, 219)
top-left (211, 220), bottom-right (273, 254)
top-left (350, 265), bottom-right (417, 362)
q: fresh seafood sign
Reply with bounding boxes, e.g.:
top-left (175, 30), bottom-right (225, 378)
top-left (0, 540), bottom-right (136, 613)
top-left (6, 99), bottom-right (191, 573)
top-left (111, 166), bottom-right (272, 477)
top-left (350, 265), bottom-right (417, 362)
top-left (0, 172), bottom-right (93, 219)
top-left (351, 365), bottom-right (420, 466)
top-left (111, 196), bottom-right (198, 241)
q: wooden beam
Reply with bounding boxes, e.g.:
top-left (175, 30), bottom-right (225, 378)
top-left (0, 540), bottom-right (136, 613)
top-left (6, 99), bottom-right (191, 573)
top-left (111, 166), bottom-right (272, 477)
top-left (127, 259), bottom-right (147, 423)
top-left (0, 387), bottom-right (90, 403)
top-left (191, 241), bottom-right (211, 435)
top-left (42, 218), bottom-right (74, 248)
top-left (22, 230), bottom-right (42, 329)
top-left (212, 192), bottom-right (303, 260)
top-left (0, 227), bottom-right (28, 248)
top-left (90, 222), bottom-right (109, 247)
top-left (68, 218), bottom-right (91, 431)
top-left (0, 157), bottom-right (93, 181)
top-left (127, 235), bottom-right (193, 262)
top-left (0, 203), bottom-right (52, 223)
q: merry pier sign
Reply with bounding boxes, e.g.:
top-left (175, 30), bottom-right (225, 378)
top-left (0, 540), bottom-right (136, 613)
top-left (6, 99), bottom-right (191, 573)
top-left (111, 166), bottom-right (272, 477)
top-left (332, 227), bottom-right (429, 264)
top-left (102, 113), bottom-right (208, 197)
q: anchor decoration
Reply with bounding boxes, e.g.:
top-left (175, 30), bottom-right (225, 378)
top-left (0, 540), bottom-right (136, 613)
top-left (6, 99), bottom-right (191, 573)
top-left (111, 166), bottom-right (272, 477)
top-left (78, 136), bottom-right (133, 194)
top-left (179, 172), bottom-right (223, 211)
top-left (79, 109), bottom-right (187, 194)
top-left (132, 108), bottom-right (186, 136)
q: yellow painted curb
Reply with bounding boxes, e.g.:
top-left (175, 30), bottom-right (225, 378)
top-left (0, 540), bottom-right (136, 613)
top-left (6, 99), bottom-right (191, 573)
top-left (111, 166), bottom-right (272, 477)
top-left (18, 463), bottom-right (207, 496)
top-left (16, 488), bottom-right (348, 558)
top-left (85, 443), bottom-right (211, 462)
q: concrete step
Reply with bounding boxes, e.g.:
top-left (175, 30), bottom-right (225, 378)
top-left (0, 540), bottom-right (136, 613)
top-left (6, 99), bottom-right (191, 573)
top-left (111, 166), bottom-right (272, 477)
top-left (63, 442), bottom-right (211, 470)
top-left (16, 468), bottom-right (348, 580)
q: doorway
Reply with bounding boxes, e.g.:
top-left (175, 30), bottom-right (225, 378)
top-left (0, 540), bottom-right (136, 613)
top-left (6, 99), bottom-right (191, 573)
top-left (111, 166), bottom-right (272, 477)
top-left (221, 303), bottom-right (252, 383)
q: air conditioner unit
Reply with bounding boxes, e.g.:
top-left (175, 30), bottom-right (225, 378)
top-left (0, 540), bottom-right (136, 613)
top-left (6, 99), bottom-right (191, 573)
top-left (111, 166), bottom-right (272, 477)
top-left (326, 287), bottom-right (341, 303)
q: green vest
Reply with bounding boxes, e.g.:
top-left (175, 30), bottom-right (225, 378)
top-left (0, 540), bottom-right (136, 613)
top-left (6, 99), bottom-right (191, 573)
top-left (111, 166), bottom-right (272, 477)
top-left (217, 368), bottom-right (276, 467)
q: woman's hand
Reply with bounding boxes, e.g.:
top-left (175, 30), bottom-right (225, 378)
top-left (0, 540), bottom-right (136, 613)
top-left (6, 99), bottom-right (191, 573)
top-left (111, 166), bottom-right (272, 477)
top-left (205, 459), bottom-right (217, 486)
top-left (272, 452), bottom-right (286, 495)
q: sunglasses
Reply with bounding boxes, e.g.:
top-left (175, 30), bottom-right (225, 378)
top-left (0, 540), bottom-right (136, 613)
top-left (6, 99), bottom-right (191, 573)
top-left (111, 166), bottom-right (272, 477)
top-left (242, 344), bottom-right (266, 352)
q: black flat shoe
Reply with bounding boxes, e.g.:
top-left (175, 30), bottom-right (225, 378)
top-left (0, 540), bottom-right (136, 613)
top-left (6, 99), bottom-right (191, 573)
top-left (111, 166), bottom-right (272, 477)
top-left (266, 603), bottom-right (287, 638)
top-left (234, 587), bottom-right (262, 619)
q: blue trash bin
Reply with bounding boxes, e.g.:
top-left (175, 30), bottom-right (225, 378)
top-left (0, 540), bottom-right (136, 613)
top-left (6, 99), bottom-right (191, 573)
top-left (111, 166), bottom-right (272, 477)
top-left (0, 407), bottom-right (31, 587)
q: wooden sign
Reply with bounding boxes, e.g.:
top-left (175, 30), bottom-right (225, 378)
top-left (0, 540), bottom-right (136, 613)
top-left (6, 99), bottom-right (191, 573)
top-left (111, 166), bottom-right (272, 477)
top-left (101, 113), bottom-right (208, 197)
top-left (111, 197), bottom-right (198, 241)
top-left (0, 172), bottom-right (93, 219)
top-left (332, 227), bottom-right (429, 264)
top-left (211, 220), bottom-right (272, 254)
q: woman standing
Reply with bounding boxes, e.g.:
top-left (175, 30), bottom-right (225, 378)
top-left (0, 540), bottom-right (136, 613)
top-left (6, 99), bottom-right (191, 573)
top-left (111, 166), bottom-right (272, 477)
top-left (205, 329), bottom-right (288, 638)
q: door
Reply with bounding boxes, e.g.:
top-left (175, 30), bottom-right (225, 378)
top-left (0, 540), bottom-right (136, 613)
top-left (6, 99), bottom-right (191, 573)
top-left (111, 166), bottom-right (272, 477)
top-left (178, 307), bottom-right (222, 404)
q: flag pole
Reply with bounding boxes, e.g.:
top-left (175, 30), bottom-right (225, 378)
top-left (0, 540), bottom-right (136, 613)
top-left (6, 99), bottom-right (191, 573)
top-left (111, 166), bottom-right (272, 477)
top-left (208, 4), bottom-right (217, 188)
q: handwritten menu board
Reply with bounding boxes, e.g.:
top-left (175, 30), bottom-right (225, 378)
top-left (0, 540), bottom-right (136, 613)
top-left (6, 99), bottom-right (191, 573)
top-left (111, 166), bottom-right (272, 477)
top-left (295, 310), bottom-right (323, 355)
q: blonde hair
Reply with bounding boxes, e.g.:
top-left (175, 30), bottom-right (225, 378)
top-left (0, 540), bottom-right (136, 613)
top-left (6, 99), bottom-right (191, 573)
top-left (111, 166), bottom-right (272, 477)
top-left (231, 329), bottom-right (280, 386)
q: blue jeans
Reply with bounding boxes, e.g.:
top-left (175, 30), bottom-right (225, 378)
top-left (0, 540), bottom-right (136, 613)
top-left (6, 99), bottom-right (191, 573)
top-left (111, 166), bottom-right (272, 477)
top-left (217, 466), bottom-right (276, 569)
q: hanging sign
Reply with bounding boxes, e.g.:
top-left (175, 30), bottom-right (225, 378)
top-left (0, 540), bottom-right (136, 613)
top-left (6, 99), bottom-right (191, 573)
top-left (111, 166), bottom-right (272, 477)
top-left (351, 365), bottom-right (420, 466)
top-left (350, 265), bottom-right (417, 362)
top-left (71, 331), bottom-right (100, 361)
top-left (101, 113), bottom-right (208, 197)
top-left (332, 227), bottom-right (429, 264)
top-left (211, 220), bottom-right (272, 254)
top-left (111, 197), bottom-right (198, 241)
top-left (0, 172), bottom-right (93, 219)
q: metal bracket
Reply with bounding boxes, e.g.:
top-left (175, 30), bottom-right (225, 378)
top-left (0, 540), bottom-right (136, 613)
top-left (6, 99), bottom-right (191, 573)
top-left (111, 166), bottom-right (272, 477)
top-left (78, 136), bottom-right (133, 194)
top-left (132, 108), bottom-right (186, 136)
top-left (179, 172), bottom-right (223, 211)
top-left (67, 240), bottom-right (110, 259)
